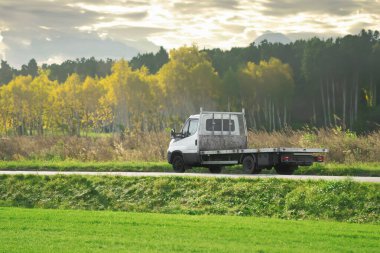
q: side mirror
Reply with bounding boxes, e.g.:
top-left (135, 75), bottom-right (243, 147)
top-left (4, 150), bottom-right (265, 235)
top-left (170, 129), bottom-right (175, 139)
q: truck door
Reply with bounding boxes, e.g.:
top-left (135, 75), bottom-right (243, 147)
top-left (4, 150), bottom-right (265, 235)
top-left (176, 118), bottom-right (199, 165)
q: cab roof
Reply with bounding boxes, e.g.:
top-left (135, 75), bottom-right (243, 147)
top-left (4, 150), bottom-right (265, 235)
top-left (189, 114), bottom-right (200, 119)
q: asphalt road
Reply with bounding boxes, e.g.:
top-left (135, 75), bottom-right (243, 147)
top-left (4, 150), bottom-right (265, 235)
top-left (0, 171), bottom-right (379, 183)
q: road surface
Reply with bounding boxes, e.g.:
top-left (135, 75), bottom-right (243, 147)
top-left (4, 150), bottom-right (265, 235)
top-left (0, 171), bottom-right (379, 183)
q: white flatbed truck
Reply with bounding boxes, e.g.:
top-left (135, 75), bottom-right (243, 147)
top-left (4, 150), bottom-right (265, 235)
top-left (167, 109), bottom-right (328, 174)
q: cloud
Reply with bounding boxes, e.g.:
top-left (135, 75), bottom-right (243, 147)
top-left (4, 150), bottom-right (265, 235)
top-left (173, 0), bottom-right (239, 14)
top-left (259, 0), bottom-right (379, 16)
top-left (0, 1), bottom-right (100, 29)
top-left (0, 0), bottom-right (379, 67)
top-left (42, 55), bottom-right (66, 65)
top-left (349, 22), bottom-right (373, 34)
top-left (2, 30), bottom-right (139, 67)
top-left (0, 0), bottom-right (158, 66)
top-left (67, 2), bottom-right (149, 19)
top-left (0, 32), bottom-right (7, 60)
top-left (106, 26), bottom-right (168, 35)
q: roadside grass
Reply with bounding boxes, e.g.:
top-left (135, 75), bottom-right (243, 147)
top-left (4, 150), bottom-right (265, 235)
top-left (0, 207), bottom-right (379, 253)
top-left (296, 163), bottom-right (380, 177)
top-left (0, 175), bottom-right (378, 223)
top-left (0, 160), bottom-right (380, 176)
top-left (0, 160), bottom-right (172, 172)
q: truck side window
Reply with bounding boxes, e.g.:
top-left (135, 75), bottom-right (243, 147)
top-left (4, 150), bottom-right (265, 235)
top-left (206, 119), bottom-right (235, 131)
top-left (188, 119), bottom-right (199, 136)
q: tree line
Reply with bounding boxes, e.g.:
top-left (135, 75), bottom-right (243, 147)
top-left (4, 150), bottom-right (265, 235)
top-left (0, 30), bottom-right (379, 135)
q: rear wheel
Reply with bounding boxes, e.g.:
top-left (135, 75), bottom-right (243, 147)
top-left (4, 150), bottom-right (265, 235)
top-left (208, 166), bottom-right (222, 174)
top-left (275, 164), bottom-right (298, 175)
top-left (242, 155), bottom-right (261, 174)
top-left (172, 155), bottom-right (186, 173)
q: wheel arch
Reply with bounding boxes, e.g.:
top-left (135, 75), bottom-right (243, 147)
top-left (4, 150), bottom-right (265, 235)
top-left (239, 153), bottom-right (256, 164)
top-left (170, 150), bottom-right (183, 163)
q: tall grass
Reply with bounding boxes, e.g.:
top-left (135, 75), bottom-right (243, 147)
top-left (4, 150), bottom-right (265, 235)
top-left (249, 129), bottom-right (380, 163)
top-left (0, 129), bottom-right (379, 163)
top-left (0, 131), bottom-right (168, 162)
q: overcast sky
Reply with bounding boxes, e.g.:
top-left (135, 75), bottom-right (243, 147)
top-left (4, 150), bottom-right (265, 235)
top-left (0, 0), bottom-right (379, 67)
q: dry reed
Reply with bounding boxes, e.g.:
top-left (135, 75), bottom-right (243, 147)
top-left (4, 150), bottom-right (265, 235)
top-left (0, 130), bottom-right (379, 163)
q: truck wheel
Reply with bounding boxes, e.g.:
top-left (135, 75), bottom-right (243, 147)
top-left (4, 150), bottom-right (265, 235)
top-left (242, 155), bottom-right (261, 174)
top-left (208, 166), bottom-right (222, 174)
top-left (172, 155), bottom-right (186, 173)
top-left (275, 165), bottom-right (298, 175)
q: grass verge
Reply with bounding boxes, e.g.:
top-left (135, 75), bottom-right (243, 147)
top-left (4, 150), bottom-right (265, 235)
top-left (0, 160), bottom-right (380, 176)
top-left (0, 175), bottom-right (378, 223)
top-left (296, 163), bottom-right (380, 177)
top-left (0, 160), bottom-right (172, 172)
top-left (0, 207), bottom-right (379, 253)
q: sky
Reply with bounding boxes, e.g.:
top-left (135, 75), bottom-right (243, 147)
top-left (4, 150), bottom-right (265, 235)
top-left (0, 0), bottom-right (379, 67)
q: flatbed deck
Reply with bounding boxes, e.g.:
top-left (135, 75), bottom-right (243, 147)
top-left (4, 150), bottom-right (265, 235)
top-left (200, 148), bottom-right (328, 155)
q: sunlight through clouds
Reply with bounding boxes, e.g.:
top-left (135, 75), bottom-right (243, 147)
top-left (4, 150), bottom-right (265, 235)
top-left (0, 0), bottom-right (379, 66)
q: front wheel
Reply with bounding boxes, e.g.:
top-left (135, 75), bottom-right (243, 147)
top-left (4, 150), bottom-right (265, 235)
top-left (172, 155), bottom-right (186, 173)
top-left (275, 164), bottom-right (298, 175)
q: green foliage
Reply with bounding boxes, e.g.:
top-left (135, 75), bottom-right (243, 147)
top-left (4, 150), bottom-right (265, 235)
top-left (0, 60), bottom-right (14, 85)
top-left (158, 45), bottom-right (221, 117)
top-left (1, 30), bottom-right (380, 133)
top-left (129, 46), bottom-right (169, 74)
top-left (300, 132), bottom-right (318, 146)
top-left (0, 175), bottom-right (378, 223)
top-left (237, 58), bottom-right (294, 129)
top-left (20, 59), bottom-right (38, 77)
top-left (0, 48), bottom-right (295, 134)
top-left (332, 126), bottom-right (357, 139)
top-left (42, 57), bottom-right (113, 83)
top-left (1, 207), bottom-right (379, 253)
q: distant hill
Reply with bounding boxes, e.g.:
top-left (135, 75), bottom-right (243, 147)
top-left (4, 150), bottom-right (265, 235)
top-left (2, 35), bottom-right (141, 68)
top-left (254, 32), bottom-right (291, 44)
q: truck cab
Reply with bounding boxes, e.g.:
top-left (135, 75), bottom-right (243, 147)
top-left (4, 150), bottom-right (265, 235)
top-left (168, 114), bottom-right (201, 167)
top-left (168, 109), bottom-right (327, 174)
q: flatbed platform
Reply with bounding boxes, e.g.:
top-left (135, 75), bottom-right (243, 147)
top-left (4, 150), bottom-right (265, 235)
top-left (200, 148), bottom-right (329, 155)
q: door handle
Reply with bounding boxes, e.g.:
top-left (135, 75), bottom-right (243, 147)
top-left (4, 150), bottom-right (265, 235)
top-left (195, 140), bottom-right (197, 146)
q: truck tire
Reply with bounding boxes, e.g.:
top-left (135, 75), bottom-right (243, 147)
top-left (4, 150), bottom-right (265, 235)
top-left (275, 164), bottom-right (298, 175)
top-left (208, 166), bottom-right (222, 174)
top-left (172, 155), bottom-right (186, 173)
top-left (242, 155), bottom-right (261, 174)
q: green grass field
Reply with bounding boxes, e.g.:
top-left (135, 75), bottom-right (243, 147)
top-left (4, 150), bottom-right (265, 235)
top-left (0, 207), bottom-right (379, 253)
top-left (0, 160), bottom-right (380, 176)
